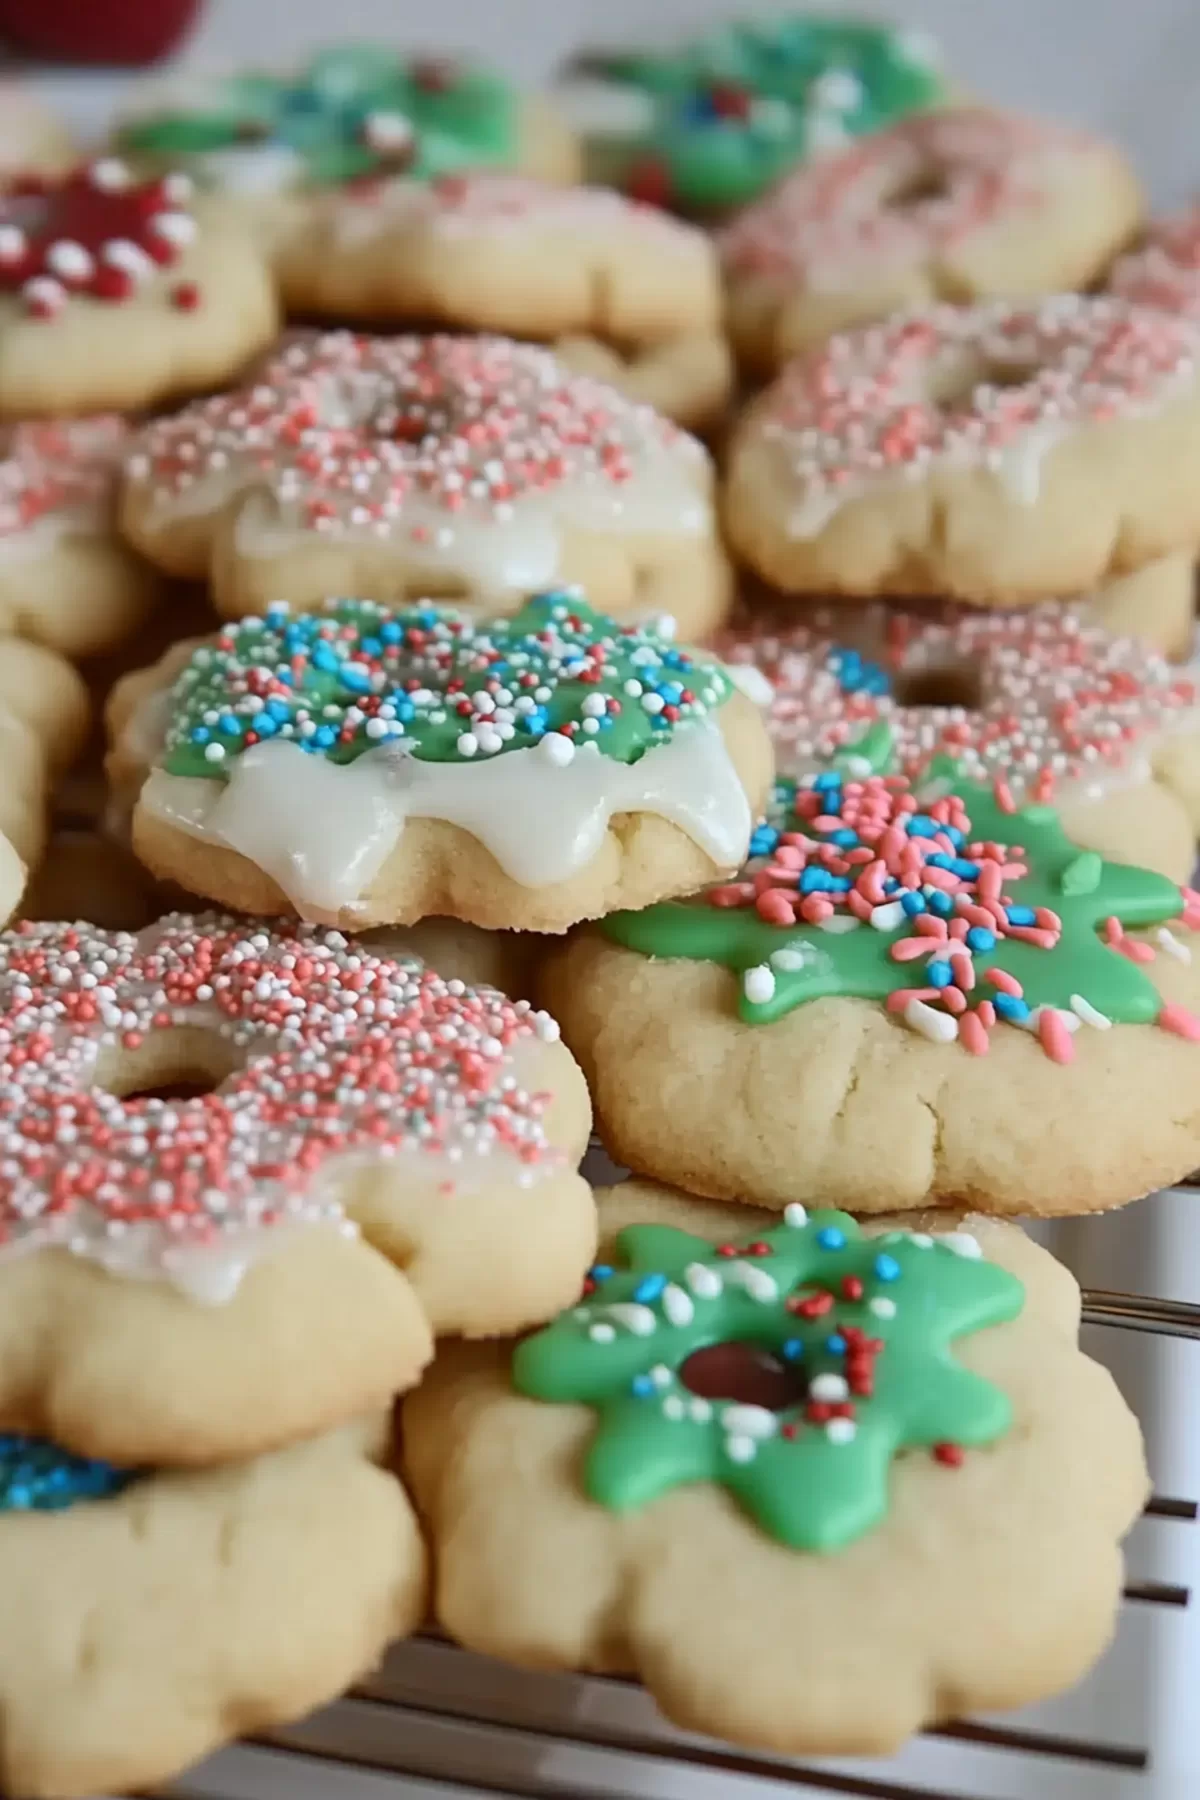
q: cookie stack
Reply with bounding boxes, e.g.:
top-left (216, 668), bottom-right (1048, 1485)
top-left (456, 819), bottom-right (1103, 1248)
top-left (0, 21), bottom-right (1193, 1795)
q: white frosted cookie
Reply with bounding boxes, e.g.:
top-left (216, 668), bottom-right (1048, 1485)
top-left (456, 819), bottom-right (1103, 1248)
top-left (0, 638), bottom-right (90, 925)
top-left (725, 296), bottom-right (1200, 604)
top-left (719, 600), bottom-right (1200, 881)
top-left (0, 1416), bottom-right (425, 1799)
top-left (0, 417), bottom-right (157, 657)
top-left (541, 767), bottom-right (1200, 1216)
top-left (404, 1181), bottom-right (1146, 1757)
top-left (0, 912), bottom-right (593, 1467)
top-left (0, 159), bottom-right (279, 415)
top-left (120, 331), bottom-right (733, 637)
top-left (721, 108), bottom-right (1143, 371)
top-left (119, 595), bottom-right (771, 933)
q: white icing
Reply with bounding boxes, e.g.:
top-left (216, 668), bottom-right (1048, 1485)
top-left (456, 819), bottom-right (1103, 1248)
top-left (554, 76), bottom-right (658, 139)
top-left (141, 719), bottom-right (751, 919)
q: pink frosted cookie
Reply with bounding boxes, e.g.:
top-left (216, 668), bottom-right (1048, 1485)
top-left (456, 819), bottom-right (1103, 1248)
top-left (721, 108), bottom-right (1143, 370)
top-left (723, 602), bottom-right (1200, 882)
top-left (0, 913), bottom-right (593, 1468)
top-left (0, 417), bottom-right (156, 656)
top-left (120, 331), bottom-right (732, 634)
top-left (1110, 204), bottom-right (1200, 321)
top-left (725, 295), bottom-right (1200, 603)
top-left (0, 159), bottom-right (279, 415)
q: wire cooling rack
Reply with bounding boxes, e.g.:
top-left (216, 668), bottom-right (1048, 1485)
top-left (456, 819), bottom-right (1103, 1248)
top-left (152, 1154), bottom-right (1200, 1800)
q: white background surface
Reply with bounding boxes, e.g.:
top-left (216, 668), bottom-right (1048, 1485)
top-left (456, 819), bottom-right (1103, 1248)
top-left (14, 0), bottom-right (1200, 208)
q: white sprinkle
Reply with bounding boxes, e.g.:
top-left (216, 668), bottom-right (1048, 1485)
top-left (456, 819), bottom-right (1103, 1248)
top-left (868, 1297), bottom-right (897, 1319)
top-left (810, 1373), bottom-right (849, 1403)
top-left (650, 1363), bottom-right (673, 1389)
top-left (817, 915), bottom-right (862, 934)
top-left (1070, 993), bottom-right (1113, 1029)
top-left (538, 732), bottom-right (575, 767)
top-left (725, 1260), bottom-right (778, 1303)
top-left (456, 732), bottom-right (478, 757)
top-left (1157, 928), bottom-right (1192, 965)
top-left (724, 1433), bottom-right (757, 1464)
top-left (769, 945), bottom-right (815, 972)
top-left (588, 1322), bottom-right (616, 1343)
top-left (662, 1283), bottom-right (694, 1327)
top-left (581, 693), bottom-right (607, 718)
top-left (605, 1302), bottom-right (657, 1336)
top-left (45, 239), bottom-right (94, 280)
top-left (938, 1230), bottom-right (982, 1259)
top-left (1017, 1005), bottom-right (1080, 1036)
top-left (869, 901), bottom-right (907, 933)
top-left (641, 692), bottom-right (665, 716)
top-left (148, 209), bottom-right (198, 246)
top-left (685, 1261), bottom-right (722, 1298)
top-left (903, 998), bottom-right (958, 1043)
top-left (89, 157), bottom-right (131, 189)
top-left (825, 1418), bottom-right (858, 1445)
top-left (662, 1395), bottom-right (686, 1421)
top-left (363, 109), bottom-right (414, 148)
top-left (0, 224), bottom-right (25, 261)
top-left (743, 964), bottom-right (776, 1005)
top-left (783, 1202), bottom-right (809, 1229)
top-left (721, 1404), bottom-right (777, 1440)
top-left (688, 1398), bottom-right (712, 1422)
top-left (726, 663), bottom-right (775, 708)
top-left (203, 743), bottom-right (226, 764)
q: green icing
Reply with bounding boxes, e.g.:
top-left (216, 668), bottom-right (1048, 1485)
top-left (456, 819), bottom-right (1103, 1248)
top-left (161, 593), bottom-right (735, 779)
top-left (514, 1208), bottom-right (1022, 1551)
top-left (118, 45), bottom-right (519, 188)
top-left (601, 774), bottom-right (1191, 1035)
top-left (585, 16), bottom-right (946, 211)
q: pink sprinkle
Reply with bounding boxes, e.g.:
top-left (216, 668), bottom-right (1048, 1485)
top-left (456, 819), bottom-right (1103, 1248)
top-left (940, 986), bottom-right (967, 1015)
top-left (959, 1012), bottom-right (990, 1055)
top-left (756, 890), bottom-right (797, 926)
top-left (886, 986), bottom-right (940, 1011)
top-left (1005, 925), bottom-right (1060, 950)
top-left (988, 968), bottom-right (1023, 997)
top-left (892, 937), bottom-right (938, 963)
top-left (1038, 1009), bottom-right (1075, 1064)
top-left (993, 780), bottom-right (1016, 814)
top-left (976, 1000), bottom-right (996, 1027)
top-left (800, 894), bottom-right (834, 923)
top-left (950, 952), bottom-right (975, 991)
top-left (1159, 1002), bottom-right (1200, 1041)
top-left (913, 915), bottom-right (949, 939)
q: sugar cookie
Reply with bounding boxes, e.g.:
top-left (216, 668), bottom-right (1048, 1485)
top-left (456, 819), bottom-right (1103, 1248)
top-left (121, 331), bottom-right (732, 633)
top-left (404, 1181), bottom-right (1145, 1757)
top-left (0, 638), bottom-right (90, 924)
top-left (0, 417), bottom-right (156, 657)
top-left (720, 600), bottom-right (1200, 880)
top-left (725, 296), bottom-right (1200, 603)
top-left (0, 159), bottom-right (279, 416)
top-left (1110, 203), bottom-right (1200, 321)
top-left (0, 82), bottom-right (74, 176)
top-left (117, 44), bottom-right (578, 238)
top-left (1087, 552), bottom-right (1196, 660)
top-left (542, 770), bottom-right (1200, 1215)
top-left (721, 109), bottom-right (1143, 372)
top-left (0, 1416), bottom-right (425, 1799)
top-left (0, 913), bottom-right (592, 1466)
top-left (560, 15), bottom-right (948, 215)
top-left (123, 594), bottom-right (770, 932)
top-left (549, 331), bottom-right (734, 438)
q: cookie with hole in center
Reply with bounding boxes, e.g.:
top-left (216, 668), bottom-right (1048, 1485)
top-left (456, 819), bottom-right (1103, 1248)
top-left (119, 331), bottom-right (732, 636)
top-left (724, 296), bottom-right (1200, 605)
top-left (0, 1415), bottom-right (425, 1799)
top-left (122, 593), bottom-right (771, 934)
top-left (541, 768), bottom-right (1200, 1216)
top-left (403, 1180), bottom-right (1146, 1757)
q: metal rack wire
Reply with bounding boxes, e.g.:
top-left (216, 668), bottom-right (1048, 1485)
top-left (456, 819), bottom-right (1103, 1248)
top-left (158, 1169), bottom-right (1200, 1800)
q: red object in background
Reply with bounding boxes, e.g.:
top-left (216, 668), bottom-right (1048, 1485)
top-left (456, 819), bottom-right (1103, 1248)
top-left (0, 0), bottom-right (203, 65)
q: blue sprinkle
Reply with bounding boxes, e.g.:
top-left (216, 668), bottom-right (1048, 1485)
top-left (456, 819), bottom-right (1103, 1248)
top-left (926, 958), bottom-right (953, 988)
top-left (906, 814), bottom-right (939, 837)
top-left (826, 1333), bottom-right (847, 1355)
top-left (631, 1375), bottom-right (656, 1398)
top-left (266, 698), bottom-right (292, 721)
top-left (901, 892), bottom-right (927, 916)
top-left (189, 726), bottom-right (210, 744)
top-left (217, 712), bottom-right (240, 735)
top-left (633, 1274), bottom-right (667, 1304)
top-left (992, 992), bottom-right (1031, 1023)
top-left (311, 643), bottom-right (341, 673)
top-left (816, 1226), bottom-right (846, 1251)
top-left (966, 927), bottom-right (996, 952)
top-left (254, 714), bottom-right (277, 737)
top-left (658, 682), bottom-right (683, 705)
top-left (340, 665), bottom-right (373, 695)
top-left (800, 868), bottom-right (831, 893)
top-left (782, 1338), bottom-right (805, 1361)
top-left (1005, 905), bottom-right (1037, 926)
top-left (828, 828), bottom-right (859, 848)
top-left (828, 875), bottom-right (853, 892)
top-left (874, 1253), bottom-right (901, 1282)
top-left (360, 636), bottom-right (382, 657)
top-left (947, 859), bottom-right (981, 879)
top-left (589, 1264), bottom-right (613, 1283)
top-left (813, 771), bottom-right (843, 792)
top-left (927, 890), bottom-right (953, 916)
top-left (664, 649), bottom-right (687, 669)
top-left (925, 853), bottom-right (952, 871)
top-left (393, 699), bottom-right (415, 723)
top-left (941, 825), bottom-right (965, 849)
top-left (313, 725), bottom-right (337, 748)
top-left (380, 621), bottom-right (402, 643)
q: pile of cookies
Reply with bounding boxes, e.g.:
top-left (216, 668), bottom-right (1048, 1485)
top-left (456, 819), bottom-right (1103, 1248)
top-left (2, 17), bottom-right (1200, 1794)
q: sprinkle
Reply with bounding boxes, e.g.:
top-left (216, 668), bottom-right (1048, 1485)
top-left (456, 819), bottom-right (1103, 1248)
top-left (661, 1283), bottom-right (694, 1326)
top-left (904, 996), bottom-right (958, 1043)
top-left (825, 1417), bottom-right (857, 1445)
top-left (816, 1226), bottom-right (846, 1251)
top-left (743, 963), bottom-right (776, 1004)
top-left (0, 416), bottom-right (130, 540)
top-left (724, 1260), bottom-right (778, 1302)
top-left (868, 1296), bottom-right (897, 1318)
top-left (685, 1262), bottom-right (722, 1298)
top-left (605, 1303), bottom-right (658, 1336)
top-left (874, 1254), bottom-right (901, 1282)
top-left (724, 1433), bottom-right (757, 1464)
top-left (783, 1202), bottom-right (809, 1228)
top-left (721, 1404), bottom-right (777, 1439)
top-left (1037, 1007), bottom-right (1076, 1064)
top-left (1070, 993), bottom-right (1112, 1030)
top-left (1158, 1002), bottom-right (1200, 1042)
top-left (938, 1231), bottom-right (982, 1259)
top-left (1157, 928), bottom-right (1192, 964)
top-left (809, 1373), bottom-right (850, 1402)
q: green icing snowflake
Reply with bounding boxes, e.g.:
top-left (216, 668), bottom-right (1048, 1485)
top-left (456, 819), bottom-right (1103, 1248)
top-left (514, 1207), bottom-right (1022, 1551)
top-left (118, 45), bottom-right (518, 188)
top-left (161, 593), bottom-right (735, 778)
top-left (601, 770), bottom-right (1199, 1049)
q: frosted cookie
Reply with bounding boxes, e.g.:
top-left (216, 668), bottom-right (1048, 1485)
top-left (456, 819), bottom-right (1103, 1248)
top-left (1109, 203), bottom-right (1200, 321)
top-left (1087, 552), bottom-right (1196, 660)
top-left (720, 601), bottom-right (1200, 881)
top-left (117, 44), bottom-right (578, 247)
top-left (725, 296), bottom-right (1200, 604)
top-left (0, 1416), bottom-right (425, 1799)
top-left (120, 332), bottom-right (732, 634)
top-left (721, 109), bottom-right (1143, 373)
top-left (0, 83), bottom-right (74, 176)
top-left (560, 15), bottom-right (948, 216)
top-left (542, 769), bottom-right (1200, 1215)
top-left (0, 913), bottom-right (592, 1467)
top-left (124, 594), bottom-right (770, 932)
top-left (0, 417), bottom-right (157, 657)
top-left (0, 159), bottom-right (279, 416)
top-left (0, 639), bottom-right (90, 925)
top-left (405, 1181), bottom-right (1145, 1756)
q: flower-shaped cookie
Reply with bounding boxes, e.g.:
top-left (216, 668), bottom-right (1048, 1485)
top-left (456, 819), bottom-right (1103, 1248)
top-left (0, 637), bottom-right (90, 925)
top-left (404, 1181), bottom-right (1146, 1756)
top-left (127, 594), bottom-right (771, 932)
top-left (0, 913), bottom-right (592, 1467)
top-left (0, 1418), bottom-right (425, 1799)
top-left (0, 159), bottom-right (279, 414)
top-left (0, 417), bottom-right (156, 656)
top-left (561, 14), bottom-right (948, 215)
top-left (117, 43), bottom-right (578, 224)
top-left (543, 769), bottom-right (1200, 1214)
top-left (120, 331), bottom-right (732, 634)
